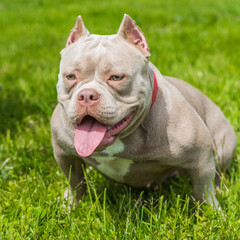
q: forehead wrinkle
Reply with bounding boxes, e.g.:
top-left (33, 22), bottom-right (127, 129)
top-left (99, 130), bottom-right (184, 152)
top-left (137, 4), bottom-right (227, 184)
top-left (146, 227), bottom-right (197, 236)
top-left (93, 40), bottom-right (108, 63)
top-left (70, 35), bottom-right (142, 75)
top-left (83, 38), bottom-right (114, 74)
top-left (98, 62), bottom-right (114, 75)
top-left (63, 54), bottom-right (95, 74)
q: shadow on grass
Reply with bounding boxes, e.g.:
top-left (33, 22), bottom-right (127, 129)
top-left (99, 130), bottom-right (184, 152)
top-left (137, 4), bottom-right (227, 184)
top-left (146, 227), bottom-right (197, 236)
top-left (77, 173), bottom-right (197, 222)
top-left (0, 86), bottom-right (43, 135)
top-left (73, 165), bottom-right (236, 224)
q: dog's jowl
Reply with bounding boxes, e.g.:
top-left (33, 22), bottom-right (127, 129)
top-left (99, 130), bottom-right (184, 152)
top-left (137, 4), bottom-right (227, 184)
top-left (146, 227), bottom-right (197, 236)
top-left (51, 14), bottom-right (236, 207)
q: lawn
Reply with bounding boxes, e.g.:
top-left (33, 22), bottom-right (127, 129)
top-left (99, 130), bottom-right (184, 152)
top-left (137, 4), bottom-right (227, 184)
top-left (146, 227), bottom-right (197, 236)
top-left (0, 0), bottom-right (239, 239)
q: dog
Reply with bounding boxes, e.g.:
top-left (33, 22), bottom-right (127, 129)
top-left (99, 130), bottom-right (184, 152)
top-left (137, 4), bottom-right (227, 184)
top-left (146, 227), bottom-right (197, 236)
top-left (51, 14), bottom-right (236, 207)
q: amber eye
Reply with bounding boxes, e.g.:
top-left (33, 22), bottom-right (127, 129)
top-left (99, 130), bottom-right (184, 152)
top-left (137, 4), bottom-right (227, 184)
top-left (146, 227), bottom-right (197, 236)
top-left (66, 74), bottom-right (76, 80)
top-left (109, 75), bottom-right (124, 81)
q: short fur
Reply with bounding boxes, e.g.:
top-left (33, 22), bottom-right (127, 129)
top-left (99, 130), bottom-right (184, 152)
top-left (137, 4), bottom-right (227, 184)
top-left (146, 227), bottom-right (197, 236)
top-left (51, 14), bottom-right (236, 207)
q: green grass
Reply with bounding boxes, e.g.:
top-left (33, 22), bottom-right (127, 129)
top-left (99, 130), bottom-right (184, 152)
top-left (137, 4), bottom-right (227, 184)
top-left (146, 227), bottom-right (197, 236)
top-left (0, 0), bottom-right (240, 239)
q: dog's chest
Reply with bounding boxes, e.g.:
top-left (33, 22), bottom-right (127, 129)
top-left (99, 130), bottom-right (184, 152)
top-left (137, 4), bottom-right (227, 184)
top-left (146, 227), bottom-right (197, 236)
top-left (90, 139), bottom-right (133, 183)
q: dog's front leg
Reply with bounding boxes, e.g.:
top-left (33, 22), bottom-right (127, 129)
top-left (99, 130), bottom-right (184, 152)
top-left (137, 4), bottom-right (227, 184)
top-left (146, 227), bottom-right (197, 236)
top-left (54, 150), bottom-right (87, 206)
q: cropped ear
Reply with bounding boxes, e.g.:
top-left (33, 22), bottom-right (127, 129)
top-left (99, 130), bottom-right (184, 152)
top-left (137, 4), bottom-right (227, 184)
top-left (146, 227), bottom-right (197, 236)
top-left (66, 16), bottom-right (89, 47)
top-left (117, 14), bottom-right (150, 58)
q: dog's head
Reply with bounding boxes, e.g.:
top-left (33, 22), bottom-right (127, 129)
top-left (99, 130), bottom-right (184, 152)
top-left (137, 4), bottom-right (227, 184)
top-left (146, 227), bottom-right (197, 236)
top-left (57, 15), bottom-right (154, 157)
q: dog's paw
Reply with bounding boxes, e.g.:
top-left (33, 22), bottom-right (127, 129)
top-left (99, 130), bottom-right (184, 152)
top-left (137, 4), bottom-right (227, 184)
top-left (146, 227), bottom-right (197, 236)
top-left (63, 189), bottom-right (75, 210)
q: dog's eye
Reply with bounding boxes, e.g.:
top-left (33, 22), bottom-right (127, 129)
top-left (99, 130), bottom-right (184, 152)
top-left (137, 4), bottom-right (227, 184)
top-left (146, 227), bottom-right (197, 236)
top-left (66, 74), bottom-right (76, 80)
top-left (110, 75), bottom-right (124, 81)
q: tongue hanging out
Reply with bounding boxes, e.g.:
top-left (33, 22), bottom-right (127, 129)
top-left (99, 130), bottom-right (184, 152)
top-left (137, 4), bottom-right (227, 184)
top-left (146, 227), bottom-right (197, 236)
top-left (74, 116), bottom-right (107, 157)
top-left (74, 112), bottom-right (135, 157)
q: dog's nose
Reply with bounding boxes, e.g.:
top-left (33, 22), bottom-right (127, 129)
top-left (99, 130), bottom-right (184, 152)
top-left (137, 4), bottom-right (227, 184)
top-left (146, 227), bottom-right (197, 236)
top-left (77, 89), bottom-right (100, 107)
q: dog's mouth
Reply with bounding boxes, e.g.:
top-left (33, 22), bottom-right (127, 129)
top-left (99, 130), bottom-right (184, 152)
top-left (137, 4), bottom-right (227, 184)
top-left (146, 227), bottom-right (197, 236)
top-left (74, 112), bottom-right (135, 157)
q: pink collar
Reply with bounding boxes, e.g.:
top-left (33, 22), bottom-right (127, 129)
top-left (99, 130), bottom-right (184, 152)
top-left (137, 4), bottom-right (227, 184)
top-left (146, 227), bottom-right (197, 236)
top-left (150, 71), bottom-right (158, 108)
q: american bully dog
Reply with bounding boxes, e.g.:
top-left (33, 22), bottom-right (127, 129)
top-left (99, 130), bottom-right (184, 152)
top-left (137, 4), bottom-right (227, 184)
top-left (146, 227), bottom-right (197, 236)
top-left (51, 14), bottom-right (236, 207)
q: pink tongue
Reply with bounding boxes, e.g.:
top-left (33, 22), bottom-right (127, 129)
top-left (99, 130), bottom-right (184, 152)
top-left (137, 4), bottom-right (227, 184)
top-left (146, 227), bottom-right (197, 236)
top-left (74, 117), bottom-right (107, 157)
